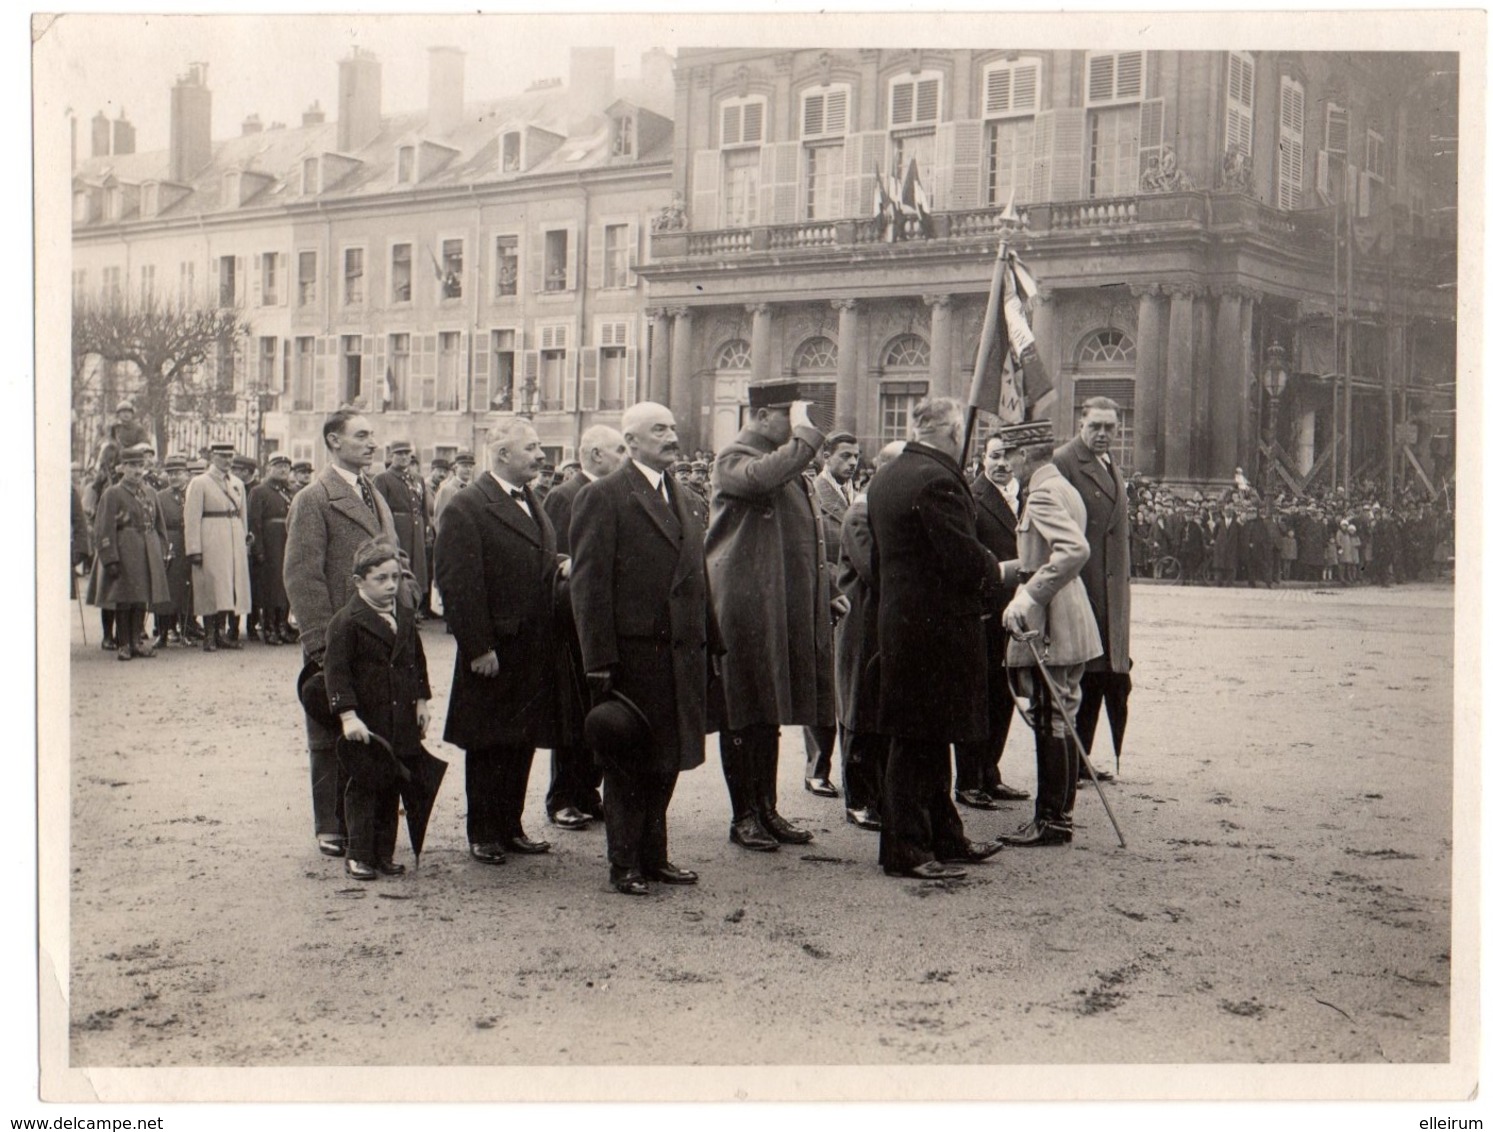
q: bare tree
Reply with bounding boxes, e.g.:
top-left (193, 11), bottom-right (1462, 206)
top-left (78, 297), bottom-right (254, 454)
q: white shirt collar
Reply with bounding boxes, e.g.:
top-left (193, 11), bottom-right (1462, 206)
top-left (492, 473), bottom-right (529, 498)
top-left (581, 469), bottom-right (599, 483)
top-left (634, 461), bottom-right (666, 491)
top-left (1000, 478), bottom-right (1021, 508)
top-left (331, 464), bottom-right (362, 487)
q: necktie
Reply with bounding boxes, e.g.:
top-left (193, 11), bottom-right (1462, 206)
top-left (657, 477), bottom-right (669, 506)
top-left (510, 488), bottom-right (526, 503)
top-left (358, 477), bottom-right (378, 515)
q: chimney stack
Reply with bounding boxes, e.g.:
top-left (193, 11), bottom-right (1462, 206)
top-left (336, 47), bottom-right (382, 154)
top-left (302, 100), bottom-right (325, 127)
top-left (568, 47), bottom-right (616, 112)
top-left (91, 110), bottom-right (111, 157)
top-left (170, 63), bottom-right (213, 183)
top-left (241, 113), bottom-right (263, 136)
top-left (112, 109), bottom-right (136, 155)
top-left (426, 46), bottom-right (465, 137)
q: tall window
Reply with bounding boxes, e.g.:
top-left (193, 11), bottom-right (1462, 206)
top-left (599, 346), bottom-right (626, 409)
top-left (342, 335), bottom-right (364, 405)
top-left (722, 149), bottom-right (760, 228)
top-left (260, 253), bottom-right (279, 305)
top-left (1225, 52), bottom-right (1255, 159)
top-left (396, 146), bottom-right (415, 184)
top-left (880, 334), bottom-right (930, 449)
top-left (540, 349), bottom-right (566, 409)
top-left (102, 266), bottom-right (123, 308)
top-left (440, 239), bottom-right (463, 298)
top-left (218, 256), bottom-right (237, 306)
top-left (387, 333), bottom-right (411, 411)
top-left (390, 243), bottom-right (412, 303)
top-left (1278, 76), bottom-right (1305, 210)
top-left (501, 132), bottom-right (522, 172)
top-left (1073, 328), bottom-right (1137, 469)
top-left (258, 337), bottom-right (277, 391)
top-left (490, 329), bottom-right (516, 410)
top-left (436, 332), bottom-right (461, 411)
top-left (293, 337), bottom-right (314, 411)
top-left (179, 261), bottom-right (195, 306)
top-left (793, 337), bottom-right (838, 424)
top-left (297, 251), bottom-right (316, 307)
top-left (603, 224), bottom-right (631, 288)
top-left (302, 157), bottom-right (320, 195)
top-left (612, 113), bottom-right (635, 157)
top-left (984, 57), bottom-right (1042, 206)
top-left (139, 265), bottom-right (156, 307)
top-left (342, 248), bottom-right (364, 305)
top-left (1088, 106), bottom-right (1142, 198)
top-left (804, 144), bottom-right (845, 220)
top-left (543, 230), bottom-right (569, 291)
top-left (495, 235), bottom-right (519, 296)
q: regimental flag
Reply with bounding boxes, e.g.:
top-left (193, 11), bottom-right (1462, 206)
top-left (970, 249), bottom-right (1053, 424)
top-left (873, 161), bottom-right (900, 242)
top-left (901, 158), bottom-right (934, 237)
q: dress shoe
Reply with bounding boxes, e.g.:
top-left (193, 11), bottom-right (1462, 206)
top-left (845, 807), bottom-right (882, 831)
top-left (317, 837), bottom-right (347, 858)
top-left (804, 777), bottom-right (840, 798)
top-left (729, 816), bottom-right (780, 852)
top-left (610, 870), bottom-right (649, 896)
top-left (469, 842), bottom-right (507, 865)
top-left (943, 840), bottom-right (1003, 863)
top-left (955, 788), bottom-right (1000, 810)
top-left (887, 861), bottom-right (967, 880)
top-left (100, 635), bottom-right (117, 652)
top-left (375, 860), bottom-right (406, 877)
top-left (549, 807), bottom-right (592, 831)
top-left (133, 640), bottom-right (157, 658)
top-left (218, 633), bottom-right (243, 651)
top-left (503, 834), bottom-right (551, 855)
top-left (1080, 767), bottom-right (1115, 784)
top-left (345, 860), bottom-right (378, 881)
top-left (644, 862), bottom-right (699, 885)
top-left (761, 810), bottom-right (814, 845)
top-left (999, 820), bottom-right (1073, 847)
top-left (989, 783), bottom-right (1031, 801)
top-left (116, 646), bottom-right (133, 662)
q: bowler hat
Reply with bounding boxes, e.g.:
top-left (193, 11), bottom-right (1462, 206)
top-left (297, 662), bottom-right (339, 730)
top-left (747, 380), bottom-right (800, 410)
top-left (583, 691), bottom-right (650, 764)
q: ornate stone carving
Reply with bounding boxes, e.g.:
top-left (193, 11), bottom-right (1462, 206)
top-left (1220, 143), bottom-right (1255, 196)
top-left (922, 293), bottom-right (953, 311)
top-left (829, 297), bottom-right (859, 313)
top-left (745, 302), bottom-right (773, 318)
top-left (733, 64), bottom-right (755, 97)
top-left (650, 192), bottom-right (688, 233)
top-left (1128, 282), bottom-right (1164, 300)
top-left (666, 306), bottom-right (694, 321)
top-left (1139, 145), bottom-right (1195, 194)
top-left (1162, 283), bottom-right (1201, 300)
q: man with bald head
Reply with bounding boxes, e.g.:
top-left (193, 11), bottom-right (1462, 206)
top-left (543, 423), bottom-right (628, 831)
top-left (436, 419), bottom-right (566, 865)
top-left (569, 402), bottom-right (720, 894)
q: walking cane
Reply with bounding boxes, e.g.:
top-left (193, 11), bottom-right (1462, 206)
top-left (1014, 633), bottom-right (1127, 848)
top-left (73, 571), bottom-right (87, 645)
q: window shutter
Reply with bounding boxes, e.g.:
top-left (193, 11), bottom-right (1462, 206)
top-left (314, 337), bottom-right (331, 410)
top-left (803, 93), bottom-right (825, 138)
top-left (523, 350), bottom-right (540, 406)
top-left (529, 227), bottom-right (546, 294)
top-left (624, 331), bottom-right (639, 406)
top-left (580, 347), bottom-right (600, 410)
top-left (1012, 63), bottom-right (1039, 113)
top-left (1316, 149), bottom-right (1332, 202)
top-left (691, 149), bottom-right (721, 229)
top-left (1278, 78), bottom-right (1305, 210)
top-left (1033, 107), bottom-right (1087, 202)
top-left (986, 68), bottom-right (1012, 116)
top-left (564, 225), bottom-right (578, 291)
top-left (760, 142), bottom-right (800, 224)
top-left (722, 103), bottom-right (742, 147)
top-left (235, 257), bottom-right (246, 305)
top-left (626, 223), bottom-right (639, 287)
top-left (1116, 52), bottom-right (1144, 100)
top-left (588, 224), bottom-right (604, 289)
top-left (935, 120), bottom-right (984, 211)
top-left (280, 252), bottom-right (290, 305)
top-left (422, 335), bottom-right (438, 410)
top-left (474, 332), bottom-right (490, 412)
top-left (842, 131), bottom-right (886, 218)
top-left (1088, 54), bottom-right (1115, 102)
top-left (562, 343), bottom-right (577, 412)
top-left (1138, 98), bottom-right (1165, 185)
top-left (252, 254), bottom-right (263, 306)
top-left (1225, 53), bottom-right (1255, 158)
top-left (1326, 104), bottom-right (1349, 154)
top-left (371, 339), bottom-right (385, 410)
top-left (916, 78), bottom-right (939, 123)
top-left (825, 89), bottom-right (848, 135)
top-left (457, 332), bottom-right (469, 413)
top-left (742, 101), bottom-right (765, 144)
top-left (890, 80), bottom-right (914, 128)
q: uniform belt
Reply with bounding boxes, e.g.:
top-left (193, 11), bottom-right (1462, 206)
top-left (200, 510), bottom-right (240, 518)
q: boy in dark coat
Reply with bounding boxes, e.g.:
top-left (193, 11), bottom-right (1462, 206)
top-left (323, 540), bottom-right (433, 880)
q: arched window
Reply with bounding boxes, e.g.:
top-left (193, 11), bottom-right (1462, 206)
top-left (879, 333), bottom-right (930, 449)
top-left (716, 339), bottom-right (752, 370)
top-left (1072, 327), bottom-right (1137, 469)
top-left (793, 336), bottom-right (838, 372)
top-left (792, 336), bottom-right (838, 425)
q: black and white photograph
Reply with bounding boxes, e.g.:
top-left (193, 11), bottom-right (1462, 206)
top-left (25, 5), bottom-right (1483, 1123)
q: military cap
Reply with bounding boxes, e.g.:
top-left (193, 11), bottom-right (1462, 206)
top-left (747, 379), bottom-right (800, 411)
top-left (209, 442), bottom-right (236, 455)
top-left (267, 454), bottom-right (291, 468)
top-left (690, 461), bottom-right (709, 473)
top-left (117, 447), bottom-right (146, 466)
top-left (126, 443), bottom-right (154, 460)
top-left (429, 457), bottom-right (451, 471)
top-left (541, 461), bottom-right (556, 473)
top-left (187, 457), bottom-right (208, 474)
top-left (388, 440), bottom-right (413, 455)
top-left (998, 419), bottom-right (1055, 449)
top-left (291, 460), bottom-right (314, 474)
top-left (162, 455), bottom-right (188, 472)
top-left (453, 450), bottom-right (476, 466)
top-left (115, 400), bottom-right (135, 414)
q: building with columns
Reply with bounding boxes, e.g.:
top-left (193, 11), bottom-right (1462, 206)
top-left (72, 47), bottom-right (676, 472)
top-left (642, 47), bottom-right (1457, 493)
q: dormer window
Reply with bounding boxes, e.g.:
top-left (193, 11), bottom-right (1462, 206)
top-left (73, 190), bottom-right (90, 224)
top-left (223, 172), bottom-right (241, 206)
top-left (801, 85), bottom-right (850, 140)
top-left (501, 131), bottom-right (522, 173)
top-left (141, 183), bottom-right (159, 218)
top-left (302, 157), bottom-right (320, 195)
top-left (612, 113), bottom-right (635, 158)
top-left (106, 188), bottom-right (123, 221)
top-left (396, 145), bottom-right (415, 184)
top-left (720, 96), bottom-right (767, 148)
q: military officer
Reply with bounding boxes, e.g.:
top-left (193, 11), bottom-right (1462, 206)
top-left (154, 454), bottom-right (198, 644)
top-left (184, 442), bottom-right (253, 651)
top-left (92, 447), bottom-right (172, 661)
top-left (248, 454), bottom-right (297, 644)
top-left (373, 440), bottom-right (431, 609)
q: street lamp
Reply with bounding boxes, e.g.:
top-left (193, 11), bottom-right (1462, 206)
top-left (1261, 341), bottom-right (1290, 508)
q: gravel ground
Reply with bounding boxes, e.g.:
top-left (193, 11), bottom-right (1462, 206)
top-left (64, 582), bottom-right (1457, 1078)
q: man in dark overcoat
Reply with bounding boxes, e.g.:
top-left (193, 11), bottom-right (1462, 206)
top-left (706, 380), bottom-right (833, 852)
top-left (249, 454), bottom-right (296, 643)
top-left (1052, 396), bottom-right (1131, 780)
top-left (802, 431), bottom-right (859, 799)
top-left (570, 403), bottom-right (722, 895)
top-left (92, 447), bottom-right (171, 660)
top-left (373, 440), bottom-right (430, 608)
top-left (284, 410), bottom-right (400, 858)
top-left (542, 424), bottom-right (627, 831)
top-left (154, 455), bottom-right (197, 644)
top-left (1240, 504), bottom-right (1276, 588)
top-left (435, 420), bottom-right (563, 865)
top-left (953, 433), bottom-right (1029, 810)
top-left (1211, 502), bottom-right (1241, 585)
top-left (867, 397), bottom-right (1004, 879)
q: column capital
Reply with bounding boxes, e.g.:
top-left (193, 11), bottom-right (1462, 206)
top-left (745, 302), bottom-right (773, 317)
top-left (1211, 284), bottom-right (1248, 303)
top-left (1240, 288), bottom-right (1267, 306)
top-left (666, 305), bottom-right (694, 321)
top-left (1128, 282), bottom-right (1164, 299)
top-left (830, 297), bottom-right (860, 313)
top-left (922, 293), bottom-right (953, 311)
top-left (1028, 288), bottom-right (1056, 307)
top-left (646, 306), bottom-right (670, 322)
top-left (1163, 282), bottom-right (1200, 300)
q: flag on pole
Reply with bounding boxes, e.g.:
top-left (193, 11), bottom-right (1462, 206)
top-left (873, 162), bottom-right (899, 242)
top-left (901, 157), bottom-right (934, 237)
top-left (969, 251), bottom-right (1052, 423)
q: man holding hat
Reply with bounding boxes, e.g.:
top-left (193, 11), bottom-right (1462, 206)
top-left (866, 397), bottom-right (1004, 878)
top-left (999, 419), bottom-right (1103, 847)
top-left (374, 441), bottom-right (431, 610)
top-left (570, 403), bottom-right (720, 894)
top-left (154, 455), bottom-right (198, 644)
top-left (184, 442), bottom-right (253, 652)
top-left (706, 378), bottom-right (834, 852)
top-left (249, 455), bottom-right (297, 644)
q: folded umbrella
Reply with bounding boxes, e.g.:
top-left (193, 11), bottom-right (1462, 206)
top-left (364, 732), bottom-right (448, 867)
